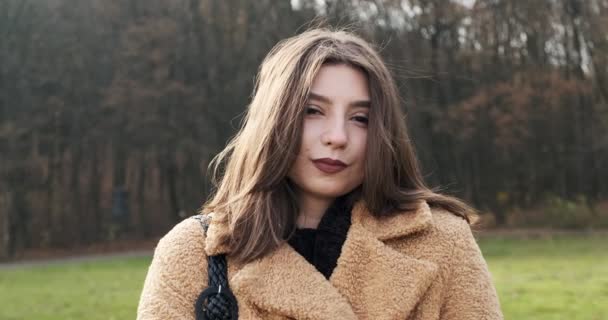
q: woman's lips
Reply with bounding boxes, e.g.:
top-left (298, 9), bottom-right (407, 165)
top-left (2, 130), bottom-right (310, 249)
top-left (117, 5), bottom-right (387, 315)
top-left (312, 159), bottom-right (347, 174)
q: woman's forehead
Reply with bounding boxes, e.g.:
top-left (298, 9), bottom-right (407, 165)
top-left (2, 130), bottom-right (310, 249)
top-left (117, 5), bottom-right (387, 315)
top-left (308, 64), bottom-right (370, 103)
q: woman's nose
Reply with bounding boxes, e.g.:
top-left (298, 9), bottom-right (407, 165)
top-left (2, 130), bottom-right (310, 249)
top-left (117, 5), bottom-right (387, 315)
top-left (321, 118), bottom-right (348, 148)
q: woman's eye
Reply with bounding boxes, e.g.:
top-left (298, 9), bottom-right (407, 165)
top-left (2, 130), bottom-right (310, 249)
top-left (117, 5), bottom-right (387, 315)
top-left (353, 115), bottom-right (369, 124)
top-left (305, 106), bottom-right (322, 115)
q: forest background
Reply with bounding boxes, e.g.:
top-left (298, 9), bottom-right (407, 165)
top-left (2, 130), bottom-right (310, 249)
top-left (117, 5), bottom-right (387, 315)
top-left (1, 0), bottom-right (607, 260)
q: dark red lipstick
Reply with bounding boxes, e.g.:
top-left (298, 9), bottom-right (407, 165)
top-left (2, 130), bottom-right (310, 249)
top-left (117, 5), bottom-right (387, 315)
top-left (312, 158), bottom-right (347, 174)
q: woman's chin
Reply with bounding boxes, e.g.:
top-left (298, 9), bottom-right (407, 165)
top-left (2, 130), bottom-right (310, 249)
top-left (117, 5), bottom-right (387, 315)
top-left (308, 186), bottom-right (354, 199)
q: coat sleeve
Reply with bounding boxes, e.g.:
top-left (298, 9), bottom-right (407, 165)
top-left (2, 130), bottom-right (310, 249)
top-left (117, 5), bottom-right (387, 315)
top-left (440, 219), bottom-right (503, 319)
top-left (137, 218), bottom-right (208, 320)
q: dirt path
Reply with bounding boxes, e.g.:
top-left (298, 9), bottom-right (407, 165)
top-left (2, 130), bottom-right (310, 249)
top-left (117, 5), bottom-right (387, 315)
top-left (2, 229), bottom-right (606, 270)
top-left (0, 249), bottom-right (153, 270)
top-left (475, 228), bottom-right (608, 238)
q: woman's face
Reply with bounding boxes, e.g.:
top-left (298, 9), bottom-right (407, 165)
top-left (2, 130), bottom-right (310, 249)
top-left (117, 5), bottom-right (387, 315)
top-left (287, 63), bottom-right (369, 201)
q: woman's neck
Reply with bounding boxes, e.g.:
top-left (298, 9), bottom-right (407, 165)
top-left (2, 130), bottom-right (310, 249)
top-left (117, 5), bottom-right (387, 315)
top-left (296, 194), bottom-right (334, 229)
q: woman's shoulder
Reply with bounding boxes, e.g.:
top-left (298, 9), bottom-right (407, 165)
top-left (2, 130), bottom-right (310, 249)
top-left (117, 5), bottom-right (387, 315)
top-left (137, 215), bottom-right (211, 318)
top-left (151, 214), bottom-right (210, 273)
top-left (428, 206), bottom-right (473, 239)
top-left (400, 205), bottom-right (479, 258)
top-left (426, 206), bottom-right (488, 268)
top-left (161, 213), bottom-right (209, 242)
top-left (426, 207), bottom-right (502, 319)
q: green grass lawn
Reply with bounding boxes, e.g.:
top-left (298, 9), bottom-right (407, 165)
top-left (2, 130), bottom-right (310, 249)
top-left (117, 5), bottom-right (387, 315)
top-left (482, 234), bottom-right (608, 320)
top-left (0, 256), bottom-right (152, 320)
top-left (0, 235), bottom-right (606, 319)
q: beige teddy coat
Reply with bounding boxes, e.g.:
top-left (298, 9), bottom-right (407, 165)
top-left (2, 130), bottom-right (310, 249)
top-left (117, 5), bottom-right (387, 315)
top-left (137, 200), bottom-right (503, 319)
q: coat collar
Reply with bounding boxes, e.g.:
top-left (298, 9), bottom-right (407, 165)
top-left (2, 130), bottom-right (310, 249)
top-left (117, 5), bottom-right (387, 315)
top-left (205, 200), bottom-right (438, 319)
top-left (350, 199), bottom-right (434, 241)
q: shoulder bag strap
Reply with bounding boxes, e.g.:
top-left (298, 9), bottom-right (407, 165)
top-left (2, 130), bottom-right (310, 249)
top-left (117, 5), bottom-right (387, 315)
top-left (191, 214), bottom-right (238, 320)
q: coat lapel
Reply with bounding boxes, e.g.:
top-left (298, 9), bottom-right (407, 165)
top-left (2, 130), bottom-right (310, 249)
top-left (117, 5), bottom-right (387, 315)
top-left (329, 200), bottom-right (439, 319)
top-left (230, 243), bottom-right (358, 319)
top-left (205, 200), bottom-right (439, 319)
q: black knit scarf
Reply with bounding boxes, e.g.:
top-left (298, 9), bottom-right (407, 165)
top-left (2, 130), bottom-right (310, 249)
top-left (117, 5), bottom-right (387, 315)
top-left (287, 195), bottom-right (354, 279)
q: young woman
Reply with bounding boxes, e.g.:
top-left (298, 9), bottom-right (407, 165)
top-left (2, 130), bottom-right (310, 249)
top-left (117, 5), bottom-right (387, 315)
top-left (137, 28), bottom-right (503, 320)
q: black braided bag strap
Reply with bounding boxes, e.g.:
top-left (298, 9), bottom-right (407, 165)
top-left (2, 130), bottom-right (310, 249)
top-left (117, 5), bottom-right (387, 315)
top-left (191, 214), bottom-right (239, 320)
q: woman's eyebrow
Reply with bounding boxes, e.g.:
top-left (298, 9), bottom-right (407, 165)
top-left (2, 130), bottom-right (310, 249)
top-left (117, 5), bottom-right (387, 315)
top-left (308, 92), bottom-right (371, 108)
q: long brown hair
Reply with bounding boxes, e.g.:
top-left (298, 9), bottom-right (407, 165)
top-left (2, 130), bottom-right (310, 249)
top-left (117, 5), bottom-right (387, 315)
top-left (201, 27), bottom-right (476, 264)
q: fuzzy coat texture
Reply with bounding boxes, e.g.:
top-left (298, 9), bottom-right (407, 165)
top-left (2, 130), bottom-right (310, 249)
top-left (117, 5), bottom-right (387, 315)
top-left (137, 200), bottom-right (503, 319)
